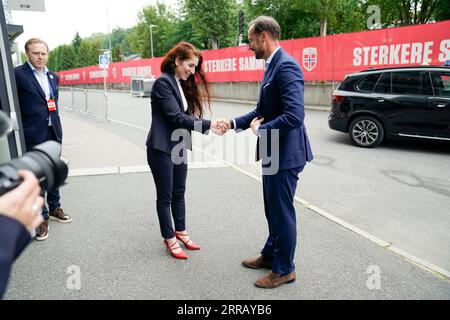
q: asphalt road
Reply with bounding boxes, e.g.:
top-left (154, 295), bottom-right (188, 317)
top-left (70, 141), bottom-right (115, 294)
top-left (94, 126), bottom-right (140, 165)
top-left (60, 90), bottom-right (450, 274)
top-left (5, 169), bottom-right (450, 299)
top-left (4, 89), bottom-right (449, 299)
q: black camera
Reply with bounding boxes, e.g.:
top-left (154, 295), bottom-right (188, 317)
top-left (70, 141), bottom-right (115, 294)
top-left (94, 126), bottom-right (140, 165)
top-left (0, 111), bottom-right (68, 196)
top-left (0, 141), bottom-right (68, 196)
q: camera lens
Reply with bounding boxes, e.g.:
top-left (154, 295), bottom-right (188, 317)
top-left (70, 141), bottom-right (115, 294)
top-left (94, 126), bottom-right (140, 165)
top-left (0, 141), bottom-right (68, 196)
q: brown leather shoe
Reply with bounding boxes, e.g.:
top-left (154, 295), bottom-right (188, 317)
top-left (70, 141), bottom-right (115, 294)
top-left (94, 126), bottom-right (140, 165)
top-left (35, 220), bottom-right (49, 241)
top-left (49, 207), bottom-right (72, 223)
top-left (241, 255), bottom-right (273, 269)
top-left (254, 271), bottom-right (296, 289)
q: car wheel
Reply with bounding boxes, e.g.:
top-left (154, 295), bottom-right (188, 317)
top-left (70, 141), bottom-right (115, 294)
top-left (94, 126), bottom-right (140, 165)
top-left (349, 116), bottom-right (384, 148)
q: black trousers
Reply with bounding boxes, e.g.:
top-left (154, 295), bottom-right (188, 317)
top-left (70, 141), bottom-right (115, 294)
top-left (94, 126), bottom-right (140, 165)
top-left (261, 166), bottom-right (303, 275)
top-left (26, 126), bottom-right (61, 220)
top-left (147, 148), bottom-right (188, 239)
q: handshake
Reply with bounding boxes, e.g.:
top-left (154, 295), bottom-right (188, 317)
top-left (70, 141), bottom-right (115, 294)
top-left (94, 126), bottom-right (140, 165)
top-left (209, 117), bottom-right (264, 136)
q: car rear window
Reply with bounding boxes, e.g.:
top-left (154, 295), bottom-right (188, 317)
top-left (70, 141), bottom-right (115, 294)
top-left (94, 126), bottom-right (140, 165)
top-left (355, 73), bottom-right (382, 92)
top-left (338, 76), bottom-right (359, 91)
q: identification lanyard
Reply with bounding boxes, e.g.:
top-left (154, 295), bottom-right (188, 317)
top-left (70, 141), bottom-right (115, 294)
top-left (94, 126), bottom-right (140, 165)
top-left (47, 79), bottom-right (56, 112)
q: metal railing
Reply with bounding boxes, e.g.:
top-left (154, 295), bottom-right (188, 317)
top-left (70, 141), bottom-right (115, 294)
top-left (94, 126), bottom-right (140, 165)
top-left (59, 87), bottom-right (109, 119)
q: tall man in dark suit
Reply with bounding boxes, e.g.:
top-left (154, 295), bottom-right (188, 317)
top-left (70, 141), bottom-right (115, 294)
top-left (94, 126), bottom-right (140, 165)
top-left (14, 38), bottom-right (72, 241)
top-left (219, 16), bottom-right (313, 288)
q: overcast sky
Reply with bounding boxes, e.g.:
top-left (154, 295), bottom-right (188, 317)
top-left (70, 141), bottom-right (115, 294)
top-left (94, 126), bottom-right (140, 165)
top-left (9, 0), bottom-right (175, 52)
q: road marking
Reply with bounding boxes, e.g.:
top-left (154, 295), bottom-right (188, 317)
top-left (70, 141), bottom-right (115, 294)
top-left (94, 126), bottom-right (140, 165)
top-left (68, 162), bottom-right (227, 177)
top-left (108, 118), bottom-right (148, 131)
top-left (189, 151), bottom-right (450, 280)
top-left (63, 112), bottom-right (450, 280)
top-left (69, 167), bottom-right (119, 177)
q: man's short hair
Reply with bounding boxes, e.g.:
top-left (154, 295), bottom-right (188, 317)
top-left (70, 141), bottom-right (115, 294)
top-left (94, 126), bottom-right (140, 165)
top-left (25, 38), bottom-right (49, 53)
top-left (249, 16), bottom-right (281, 40)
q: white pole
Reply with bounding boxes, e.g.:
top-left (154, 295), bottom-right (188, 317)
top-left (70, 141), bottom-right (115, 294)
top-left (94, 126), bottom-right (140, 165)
top-left (104, 67), bottom-right (108, 119)
top-left (150, 25), bottom-right (154, 58)
top-left (106, 0), bottom-right (112, 62)
top-left (149, 24), bottom-right (157, 58)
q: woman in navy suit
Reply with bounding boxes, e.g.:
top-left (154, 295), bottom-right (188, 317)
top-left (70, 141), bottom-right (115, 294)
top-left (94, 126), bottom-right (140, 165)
top-left (146, 42), bottom-right (222, 259)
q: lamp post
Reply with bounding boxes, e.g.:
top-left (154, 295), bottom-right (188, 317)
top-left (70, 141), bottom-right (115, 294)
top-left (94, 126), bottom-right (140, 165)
top-left (149, 24), bottom-right (157, 58)
top-left (106, 0), bottom-right (112, 62)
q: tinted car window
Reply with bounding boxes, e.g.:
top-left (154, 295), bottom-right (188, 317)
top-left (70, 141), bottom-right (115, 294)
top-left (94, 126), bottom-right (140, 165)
top-left (374, 72), bottom-right (391, 94)
top-left (392, 72), bottom-right (424, 95)
top-left (421, 72), bottom-right (433, 96)
top-left (355, 73), bottom-right (381, 92)
top-left (431, 72), bottom-right (450, 97)
top-left (338, 76), bottom-right (359, 91)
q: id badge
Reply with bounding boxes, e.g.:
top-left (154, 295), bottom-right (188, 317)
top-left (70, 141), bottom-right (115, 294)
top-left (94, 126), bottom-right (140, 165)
top-left (47, 98), bottom-right (57, 111)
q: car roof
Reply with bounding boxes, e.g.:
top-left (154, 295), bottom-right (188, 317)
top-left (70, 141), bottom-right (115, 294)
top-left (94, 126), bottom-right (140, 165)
top-left (347, 66), bottom-right (450, 78)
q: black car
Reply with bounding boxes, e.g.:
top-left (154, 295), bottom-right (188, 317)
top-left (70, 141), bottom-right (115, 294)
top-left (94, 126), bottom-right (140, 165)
top-left (328, 66), bottom-right (450, 147)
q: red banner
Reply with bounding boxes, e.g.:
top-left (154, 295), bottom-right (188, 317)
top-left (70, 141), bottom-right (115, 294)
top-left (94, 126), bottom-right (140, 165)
top-left (58, 20), bottom-right (450, 85)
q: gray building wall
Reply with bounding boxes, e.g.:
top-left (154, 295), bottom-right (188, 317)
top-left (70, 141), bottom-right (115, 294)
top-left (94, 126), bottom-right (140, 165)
top-left (65, 81), bottom-right (340, 107)
top-left (209, 82), bottom-right (339, 107)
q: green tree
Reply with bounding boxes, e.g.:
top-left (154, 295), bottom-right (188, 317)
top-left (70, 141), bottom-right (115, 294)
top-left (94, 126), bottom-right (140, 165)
top-left (329, 0), bottom-right (365, 34)
top-left (299, 0), bottom-right (345, 36)
top-left (72, 32), bottom-right (82, 53)
top-left (170, 16), bottom-right (204, 49)
top-left (125, 2), bottom-right (178, 58)
top-left (435, 0), bottom-right (450, 20)
top-left (20, 52), bottom-right (27, 64)
top-left (88, 32), bottom-right (107, 43)
top-left (70, 32), bottom-right (83, 67)
top-left (100, 27), bottom-right (134, 59)
top-left (243, 0), bottom-right (321, 39)
top-left (48, 47), bottom-right (59, 71)
top-left (110, 27), bottom-right (133, 56)
top-left (57, 45), bottom-right (77, 71)
top-left (76, 39), bottom-right (102, 67)
top-left (183, 0), bottom-right (237, 49)
top-left (366, 0), bottom-right (448, 26)
top-left (113, 43), bottom-right (123, 62)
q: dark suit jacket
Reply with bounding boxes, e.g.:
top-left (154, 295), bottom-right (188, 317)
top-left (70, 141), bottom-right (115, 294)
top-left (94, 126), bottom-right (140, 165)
top-left (146, 72), bottom-right (211, 154)
top-left (14, 62), bottom-right (62, 148)
top-left (235, 48), bottom-right (313, 171)
top-left (0, 216), bottom-right (31, 298)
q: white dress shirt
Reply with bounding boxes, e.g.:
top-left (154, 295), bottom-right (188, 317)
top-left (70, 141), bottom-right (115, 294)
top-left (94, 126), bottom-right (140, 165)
top-left (232, 47), bottom-right (281, 134)
top-left (27, 61), bottom-right (53, 126)
top-left (175, 77), bottom-right (188, 112)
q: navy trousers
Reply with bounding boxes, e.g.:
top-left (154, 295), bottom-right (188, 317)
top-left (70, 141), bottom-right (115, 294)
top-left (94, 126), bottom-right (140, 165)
top-left (147, 147), bottom-right (188, 239)
top-left (261, 166), bottom-right (303, 275)
top-left (26, 126), bottom-right (61, 220)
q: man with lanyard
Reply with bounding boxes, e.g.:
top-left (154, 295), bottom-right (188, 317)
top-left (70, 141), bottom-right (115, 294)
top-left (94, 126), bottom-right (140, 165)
top-left (14, 38), bottom-right (72, 241)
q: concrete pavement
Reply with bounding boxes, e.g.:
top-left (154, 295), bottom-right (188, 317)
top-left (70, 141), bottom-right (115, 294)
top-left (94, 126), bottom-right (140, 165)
top-left (4, 111), bottom-right (450, 299)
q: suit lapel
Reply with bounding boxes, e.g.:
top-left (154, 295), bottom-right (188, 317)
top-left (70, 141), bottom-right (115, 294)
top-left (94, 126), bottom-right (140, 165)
top-left (261, 48), bottom-right (283, 87)
top-left (23, 62), bottom-right (46, 101)
top-left (47, 72), bottom-right (57, 97)
top-left (258, 49), bottom-right (283, 103)
top-left (167, 73), bottom-right (183, 111)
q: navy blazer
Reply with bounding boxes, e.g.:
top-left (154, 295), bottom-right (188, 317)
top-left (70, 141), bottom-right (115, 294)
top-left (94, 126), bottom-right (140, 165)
top-left (0, 216), bottom-right (31, 298)
top-left (146, 73), bottom-right (211, 154)
top-left (14, 62), bottom-right (63, 148)
top-left (235, 48), bottom-right (313, 171)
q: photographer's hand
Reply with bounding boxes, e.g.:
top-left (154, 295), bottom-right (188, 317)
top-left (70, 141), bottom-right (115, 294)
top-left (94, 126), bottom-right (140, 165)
top-left (0, 170), bottom-right (43, 233)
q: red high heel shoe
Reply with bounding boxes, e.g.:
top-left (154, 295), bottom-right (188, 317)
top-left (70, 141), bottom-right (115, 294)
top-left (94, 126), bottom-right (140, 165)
top-left (175, 231), bottom-right (201, 250)
top-left (163, 239), bottom-right (188, 259)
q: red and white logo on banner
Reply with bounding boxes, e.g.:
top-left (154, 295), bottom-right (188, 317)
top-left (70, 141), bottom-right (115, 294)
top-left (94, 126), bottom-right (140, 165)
top-left (302, 47), bottom-right (317, 72)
